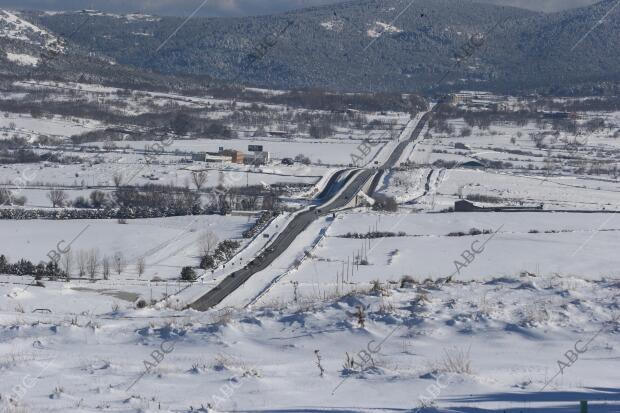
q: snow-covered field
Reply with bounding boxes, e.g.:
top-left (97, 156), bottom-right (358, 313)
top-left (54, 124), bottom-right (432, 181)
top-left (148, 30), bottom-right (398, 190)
top-left (1, 84), bottom-right (620, 413)
top-left (0, 155), bottom-right (321, 192)
top-left (0, 112), bottom-right (103, 141)
top-left (253, 211), bottom-right (620, 305)
top-left (426, 169), bottom-right (620, 211)
top-left (0, 275), bottom-right (617, 412)
top-left (0, 213), bottom-right (253, 291)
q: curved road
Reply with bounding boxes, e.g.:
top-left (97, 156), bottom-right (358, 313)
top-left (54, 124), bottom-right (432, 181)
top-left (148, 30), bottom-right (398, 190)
top-left (189, 111), bottom-right (431, 310)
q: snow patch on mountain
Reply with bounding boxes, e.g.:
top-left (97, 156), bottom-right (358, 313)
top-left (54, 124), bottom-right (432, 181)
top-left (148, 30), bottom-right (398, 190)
top-left (76, 10), bottom-right (161, 22)
top-left (5, 52), bottom-right (39, 66)
top-left (320, 19), bottom-right (344, 32)
top-left (367, 21), bottom-right (403, 38)
top-left (0, 10), bottom-right (63, 52)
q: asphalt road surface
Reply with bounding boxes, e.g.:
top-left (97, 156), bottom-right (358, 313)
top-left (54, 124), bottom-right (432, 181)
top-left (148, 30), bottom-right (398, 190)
top-left (189, 111), bottom-right (431, 310)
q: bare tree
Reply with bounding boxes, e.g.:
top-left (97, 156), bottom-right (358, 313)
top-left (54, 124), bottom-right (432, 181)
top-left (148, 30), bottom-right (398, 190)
top-left (245, 189), bottom-right (260, 211)
top-left (112, 172), bottom-right (124, 187)
top-left (0, 188), bottom-right (13, 205)
top-left (76, 250), bottom-right (88, 278)
top-left (86, 249), bottom-right (100, 279)
top-left (47, 189), bottom-right (68, 208)
top-left (217, 193), bottom-right (229, 211)
top-left (90, 190), bottom-right (107, 208)
top-left (136, 257), bottom-right (146, 278)
top-left (113, 252), bottom-right (126, 275)
top-left (191, 171), bottom-right (208, 190)
top-left (199, 230), bottom-right (219, 256)
top-left (60, 250), bottom-right (73, 278)
top-left (102, 256), bottom-right (111, 280)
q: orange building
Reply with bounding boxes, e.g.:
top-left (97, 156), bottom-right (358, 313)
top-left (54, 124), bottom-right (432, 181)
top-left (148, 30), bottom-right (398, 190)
top-left (231, 151), bottom-right (244, 164)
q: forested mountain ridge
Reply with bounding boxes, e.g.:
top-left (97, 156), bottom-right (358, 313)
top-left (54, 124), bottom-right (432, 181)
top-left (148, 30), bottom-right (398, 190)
top-left (4, 0), bottom-right (620, 94)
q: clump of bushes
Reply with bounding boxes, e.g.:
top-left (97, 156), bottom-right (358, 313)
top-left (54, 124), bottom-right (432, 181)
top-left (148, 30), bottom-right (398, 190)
top-left (199, 240), bottom-right (241, 270)
top-left (400, 275), bottom-right (416, 288)
top-left (446, 228), bottom-right (492, 237)
top-left (243, 211), bottom-right (278, 238)
top-left (341, 231), bottom-right (406, 239)
top-left (180, 266), bottom-right (197, 281)
top-left (371, 194), bottom-right (398, 212)
top-left (465, 194), bottom-right (503, 204)
top-left (0, 254), bottom-right (65, 279)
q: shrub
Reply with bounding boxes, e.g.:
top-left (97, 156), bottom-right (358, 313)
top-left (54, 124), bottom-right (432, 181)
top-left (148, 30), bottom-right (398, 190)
top-left (73, 196), bottom-right (90, 208)
top-left (181, 266), bottom-right (197, 281)
top-left (90, 190), bottom-right (107, 208)
top-left (294, 154), bottom-right (311, 165)
top-left (199, 255), bottom-right (215, 269)
top-left (243, 211), bottom-right (277, 238)
top-left (400, 275), bottom-right (416, 288)
top-left (372, 194), bottom-right (398, 212)
top-left (440, 346), bottom-right (472, 374)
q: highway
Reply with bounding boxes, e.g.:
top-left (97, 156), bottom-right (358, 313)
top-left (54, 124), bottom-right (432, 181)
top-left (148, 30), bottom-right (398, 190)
top-left (189, 111), bottom-right (431, 310)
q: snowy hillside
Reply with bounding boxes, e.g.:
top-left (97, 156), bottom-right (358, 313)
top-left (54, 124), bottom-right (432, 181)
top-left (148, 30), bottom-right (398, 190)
top-left (0, 10), bottom-right (63, 56)
top-left (0, 10), bottom-right (61, 48)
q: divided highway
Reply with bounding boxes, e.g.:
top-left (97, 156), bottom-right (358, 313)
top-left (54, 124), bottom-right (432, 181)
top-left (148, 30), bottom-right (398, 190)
top-left (189, 111), bottom-right (431, 310)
